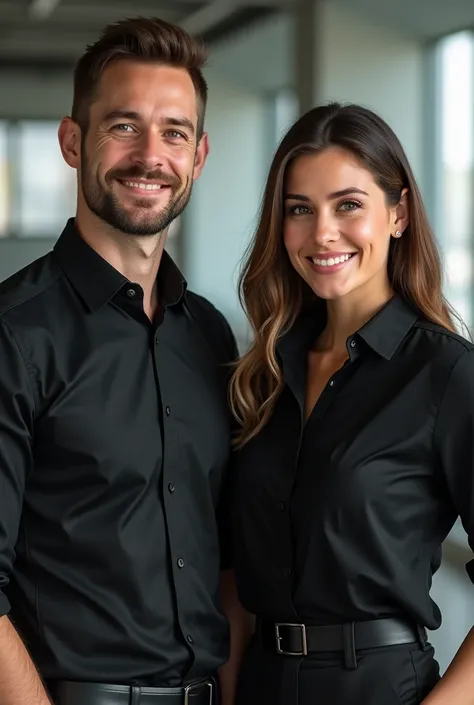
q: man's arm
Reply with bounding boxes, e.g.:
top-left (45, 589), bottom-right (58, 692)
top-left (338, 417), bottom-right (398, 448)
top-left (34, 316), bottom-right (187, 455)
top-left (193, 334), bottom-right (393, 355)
top-left (0, 321), bottom-right (49, 704)
top-left (0, 617), bottom-right (52, 705)
top-left (218, 569), bottom-right (255, 705)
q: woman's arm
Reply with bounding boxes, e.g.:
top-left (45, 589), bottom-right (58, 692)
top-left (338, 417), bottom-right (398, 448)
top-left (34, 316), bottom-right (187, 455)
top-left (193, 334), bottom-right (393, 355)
top-left (218, 569), bottom-right (255, 705)
top-left (422, 627), bottom-right (474, 704)
top-left (431, 349), bottom-right (474, 704)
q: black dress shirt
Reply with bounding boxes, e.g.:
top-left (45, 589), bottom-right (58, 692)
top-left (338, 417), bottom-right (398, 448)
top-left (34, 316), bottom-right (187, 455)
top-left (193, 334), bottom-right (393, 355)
top-left (0, 220), bottom-right (236, 685)
top-left (232, 295), bottom-right (474, 630)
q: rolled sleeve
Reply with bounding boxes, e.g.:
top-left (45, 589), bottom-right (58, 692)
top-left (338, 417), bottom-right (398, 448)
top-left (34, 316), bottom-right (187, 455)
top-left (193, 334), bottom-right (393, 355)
top-left (0, 320), bottom-right (35, 614)
top-left (434, 348), bottom-right (474, 582)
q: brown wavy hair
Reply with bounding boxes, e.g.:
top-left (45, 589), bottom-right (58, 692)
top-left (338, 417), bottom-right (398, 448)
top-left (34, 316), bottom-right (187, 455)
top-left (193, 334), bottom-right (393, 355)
top-left (230, 102), bottom-right (457, 446)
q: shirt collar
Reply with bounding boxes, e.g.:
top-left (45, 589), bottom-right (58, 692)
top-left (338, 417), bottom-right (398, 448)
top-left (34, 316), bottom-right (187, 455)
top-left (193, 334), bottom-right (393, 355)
top-left (357, 295), bottom-right (419, 360)
top-left (53, 218), bottom-right (187, 313)
top-left (277, 295), bottom-right (419, 361)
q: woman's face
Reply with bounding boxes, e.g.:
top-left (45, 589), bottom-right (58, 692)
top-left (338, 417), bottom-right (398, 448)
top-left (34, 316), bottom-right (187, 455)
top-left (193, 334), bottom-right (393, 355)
top-left (283, 146), bottom-right (408, 305)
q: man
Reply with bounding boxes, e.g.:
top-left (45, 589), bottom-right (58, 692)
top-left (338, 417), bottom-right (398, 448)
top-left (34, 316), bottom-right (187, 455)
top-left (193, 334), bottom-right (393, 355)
top-left (0, 16), bottom-right (248, 705)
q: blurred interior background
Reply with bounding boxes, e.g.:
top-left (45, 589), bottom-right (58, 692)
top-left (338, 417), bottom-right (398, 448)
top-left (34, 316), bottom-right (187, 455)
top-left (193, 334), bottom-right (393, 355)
top-left (0, 0), bottom-right (473, 673)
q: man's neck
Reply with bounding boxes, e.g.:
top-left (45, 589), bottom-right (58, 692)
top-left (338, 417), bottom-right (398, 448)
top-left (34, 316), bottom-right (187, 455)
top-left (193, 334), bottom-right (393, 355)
top-left (74, 211), bottom-right (168, 320)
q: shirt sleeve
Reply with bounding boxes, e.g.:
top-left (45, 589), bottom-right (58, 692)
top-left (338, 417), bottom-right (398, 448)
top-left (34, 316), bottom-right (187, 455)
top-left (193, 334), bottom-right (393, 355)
top-left (433, 347), bottom-right (474, 582)
top-left (0, 320), bottom-right (35, 615)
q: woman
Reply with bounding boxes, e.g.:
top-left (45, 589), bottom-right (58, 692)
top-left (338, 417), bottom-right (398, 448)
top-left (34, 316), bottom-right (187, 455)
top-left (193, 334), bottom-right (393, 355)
top-left (229, 103), bottom-right (474, 705)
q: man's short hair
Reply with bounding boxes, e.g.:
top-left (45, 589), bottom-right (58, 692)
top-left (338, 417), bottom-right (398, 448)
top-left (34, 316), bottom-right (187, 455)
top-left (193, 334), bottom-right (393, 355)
top-left (72, 16), bottom-right (208, 138)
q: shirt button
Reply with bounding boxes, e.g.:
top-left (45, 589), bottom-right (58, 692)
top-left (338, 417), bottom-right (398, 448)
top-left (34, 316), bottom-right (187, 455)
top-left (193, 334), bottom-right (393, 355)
top-left (168, 482), bottom-right (175, 493)
top-left (177, 558), bottom-right (185, 569)
top-left (126, 288), bottom-right (136, 298)
top-left (187, 635), bottom-right (194, 644)
top-left (276, 502), bottom-right (285, 512)
top-left (165, 406), bottom-right (171, 416)
top-left (350, 339), bottom-right (357, 348)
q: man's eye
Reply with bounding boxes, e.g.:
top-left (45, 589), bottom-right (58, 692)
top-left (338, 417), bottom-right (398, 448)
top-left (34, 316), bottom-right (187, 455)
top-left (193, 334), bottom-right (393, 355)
top-left (166, 131), bottom-right (186, 140)
top-left (112, 124), bottom-right (135, 133)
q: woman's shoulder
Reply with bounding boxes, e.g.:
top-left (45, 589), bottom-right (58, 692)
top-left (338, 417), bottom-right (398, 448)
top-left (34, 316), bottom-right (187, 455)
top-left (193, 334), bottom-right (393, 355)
top-left (412, 318), bottom-right (474, 372)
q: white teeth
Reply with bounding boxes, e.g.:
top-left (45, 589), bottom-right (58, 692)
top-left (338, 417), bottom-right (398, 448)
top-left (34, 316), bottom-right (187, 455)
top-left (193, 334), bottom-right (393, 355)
top-left (311, 253), bottom-right (353, 266)
top-left (124, 181), bottom-right (162, 191)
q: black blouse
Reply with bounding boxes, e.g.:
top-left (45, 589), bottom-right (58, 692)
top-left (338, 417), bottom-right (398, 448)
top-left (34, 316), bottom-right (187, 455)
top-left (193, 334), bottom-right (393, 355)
top-left (231, 295), bottom-right (474, 630)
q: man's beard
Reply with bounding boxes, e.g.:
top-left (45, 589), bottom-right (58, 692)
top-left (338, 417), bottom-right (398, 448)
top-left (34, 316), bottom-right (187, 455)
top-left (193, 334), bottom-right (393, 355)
top-left (80, 148), bottom-right (193, 236)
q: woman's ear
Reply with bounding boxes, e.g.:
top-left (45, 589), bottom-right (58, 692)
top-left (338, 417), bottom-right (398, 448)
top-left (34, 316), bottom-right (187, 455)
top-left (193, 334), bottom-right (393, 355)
top-left (391, 187), bottom-right (409, 238)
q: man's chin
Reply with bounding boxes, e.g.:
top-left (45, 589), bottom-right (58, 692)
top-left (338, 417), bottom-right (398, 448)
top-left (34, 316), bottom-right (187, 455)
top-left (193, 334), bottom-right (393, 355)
top-left (113, 219), bottom-right (170, 236)
top-left (100, 203), bottom-right (173, 235)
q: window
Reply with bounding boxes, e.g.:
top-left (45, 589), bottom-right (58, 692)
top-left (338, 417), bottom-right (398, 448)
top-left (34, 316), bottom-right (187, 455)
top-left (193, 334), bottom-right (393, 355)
top-left (0, 122), bottom-right (9, 237)
top-left (437, 32), bottom-right (474, 327)
top-left (16, 121), bottom-right (76, 237)
top-left (1, 120), bottom-right (76, 238)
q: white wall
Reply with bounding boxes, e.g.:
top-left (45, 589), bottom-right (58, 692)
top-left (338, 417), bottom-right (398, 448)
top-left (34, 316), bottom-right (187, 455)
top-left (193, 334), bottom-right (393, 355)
top-left (0, 69), bottom-right (72, 120)
top-left (320, 2), bottom-right (424, 184)
top-left (182, 69), bottom-right (268, 346)
top-left (430, 525), bottom-right (474, 672)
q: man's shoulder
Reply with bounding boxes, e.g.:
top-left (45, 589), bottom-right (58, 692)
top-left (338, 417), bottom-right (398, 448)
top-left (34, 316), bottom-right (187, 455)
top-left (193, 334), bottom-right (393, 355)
top-left (184, 290), bottom-right (237, 362)
top-left (0, 251), bottom-right (61, 321)
top-left (185, 290), bottom-right (228, 326)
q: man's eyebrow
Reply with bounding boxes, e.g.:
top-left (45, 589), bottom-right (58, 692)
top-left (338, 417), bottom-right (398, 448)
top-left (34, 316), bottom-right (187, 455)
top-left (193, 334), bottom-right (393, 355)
top-left (163, 117), bottom-right (195, 135)
top-left (103, 110), bottom-right (141, 122)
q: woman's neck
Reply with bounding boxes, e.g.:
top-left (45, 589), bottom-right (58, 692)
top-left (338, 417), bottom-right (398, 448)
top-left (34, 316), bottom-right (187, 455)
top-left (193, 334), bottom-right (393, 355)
top-left (315, 284), bottom-right (393, 354)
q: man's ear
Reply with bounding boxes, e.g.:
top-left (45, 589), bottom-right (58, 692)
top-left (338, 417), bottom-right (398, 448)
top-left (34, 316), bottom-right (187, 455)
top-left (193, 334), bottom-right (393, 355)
top-left (193, 132), bottom-right (209, 181)
top-left (58, 117), bottom-right (82, 170)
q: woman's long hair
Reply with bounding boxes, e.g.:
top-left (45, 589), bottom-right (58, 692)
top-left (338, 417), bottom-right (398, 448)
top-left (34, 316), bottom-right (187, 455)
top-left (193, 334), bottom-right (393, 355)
top-left (230, 102), bottom-right (457, 446)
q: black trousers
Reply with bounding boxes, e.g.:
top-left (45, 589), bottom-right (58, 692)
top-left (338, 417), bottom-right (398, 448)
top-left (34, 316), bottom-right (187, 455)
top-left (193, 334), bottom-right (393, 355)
top-left (236, 636), bottom-right (440, 705)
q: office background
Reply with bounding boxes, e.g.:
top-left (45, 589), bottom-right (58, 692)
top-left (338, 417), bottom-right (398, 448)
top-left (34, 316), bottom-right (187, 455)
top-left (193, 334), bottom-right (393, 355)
top-left (1, 0), bottom-right (474, 672)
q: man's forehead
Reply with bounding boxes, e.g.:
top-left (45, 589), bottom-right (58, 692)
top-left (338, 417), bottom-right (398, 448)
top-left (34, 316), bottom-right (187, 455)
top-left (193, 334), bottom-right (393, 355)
top-left (94, 62), bottom-right (198, 121)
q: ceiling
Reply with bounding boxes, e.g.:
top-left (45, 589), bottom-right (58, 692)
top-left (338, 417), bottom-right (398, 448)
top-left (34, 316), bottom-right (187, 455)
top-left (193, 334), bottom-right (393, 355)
top-left (334, 0), bottom-right (474, 41)
top-left (0, 0), bottom-right (292, 68)
top-left (0, 0), bottom-right (474, 70)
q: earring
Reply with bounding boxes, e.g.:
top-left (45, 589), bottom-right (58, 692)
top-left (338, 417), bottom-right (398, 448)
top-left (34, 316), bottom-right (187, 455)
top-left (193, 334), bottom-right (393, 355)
top-left (394, 230), bottom-right (402, 238)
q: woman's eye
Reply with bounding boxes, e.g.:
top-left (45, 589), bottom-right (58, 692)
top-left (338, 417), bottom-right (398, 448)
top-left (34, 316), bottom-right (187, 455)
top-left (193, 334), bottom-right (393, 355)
top-left (289, 205), bottom-right (311, 216)
top-left (338, 200), bottom-right (361, 212)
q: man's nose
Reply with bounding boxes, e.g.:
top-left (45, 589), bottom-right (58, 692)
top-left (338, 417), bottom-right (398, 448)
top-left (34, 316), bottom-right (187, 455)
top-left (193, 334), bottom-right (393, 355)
top-left (131, 131), bottom-right (165, 171)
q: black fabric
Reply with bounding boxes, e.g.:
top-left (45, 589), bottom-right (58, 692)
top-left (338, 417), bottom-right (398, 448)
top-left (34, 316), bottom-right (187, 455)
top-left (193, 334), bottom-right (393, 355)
top-left (232, 295), bottom-right (474, 632)
top-left (0, 219), bottom-right (237, 686)
top-left (236, 638), bottom-right (440, 705)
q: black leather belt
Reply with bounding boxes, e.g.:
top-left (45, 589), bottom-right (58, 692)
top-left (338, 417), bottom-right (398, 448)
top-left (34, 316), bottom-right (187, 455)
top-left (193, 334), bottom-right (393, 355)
top-left (259, 617), bottom-right (427, 669)
top-left (49, 677), bottom-right (215, 705)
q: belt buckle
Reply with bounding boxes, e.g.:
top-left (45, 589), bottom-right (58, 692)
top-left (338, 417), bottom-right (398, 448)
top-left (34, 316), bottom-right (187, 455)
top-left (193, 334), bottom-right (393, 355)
top-left (275, 622), bottom-right (308, 656)
top-left (184, 678), bottom-right (213, 705)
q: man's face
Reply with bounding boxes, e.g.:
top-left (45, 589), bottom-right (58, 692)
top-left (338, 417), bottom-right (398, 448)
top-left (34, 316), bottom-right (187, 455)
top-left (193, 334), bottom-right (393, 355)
top-left (71, 60), bottom-right (207, 236)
